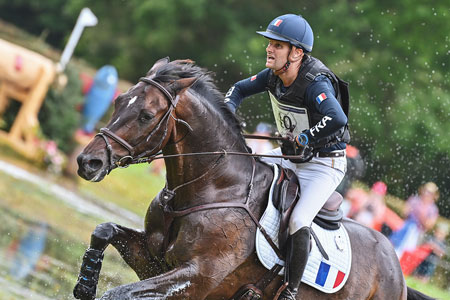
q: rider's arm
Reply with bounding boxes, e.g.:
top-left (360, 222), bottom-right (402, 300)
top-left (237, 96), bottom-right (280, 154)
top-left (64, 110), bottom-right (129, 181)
top-left (303, 75), bottom-right (348, 145)
top-left (224, 68), bottom-right (271, 113)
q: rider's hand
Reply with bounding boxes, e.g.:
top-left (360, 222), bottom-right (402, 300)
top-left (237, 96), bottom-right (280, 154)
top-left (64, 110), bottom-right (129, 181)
top-left (294, 132), bottom-right (313, 162)
top-left (294, 133), bottom-right (309, 155)
top-left (295, 132), bottom-right (309, 148)
top-left (280, 131), bottom-right (313, 162)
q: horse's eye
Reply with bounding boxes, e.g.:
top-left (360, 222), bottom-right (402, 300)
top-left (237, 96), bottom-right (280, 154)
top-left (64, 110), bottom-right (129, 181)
top-left (138, 112), bottom-right (154, 123)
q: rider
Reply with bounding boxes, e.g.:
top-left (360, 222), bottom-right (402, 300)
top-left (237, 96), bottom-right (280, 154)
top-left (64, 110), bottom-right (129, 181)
top-left (225, 14), bottom-right (349, 299)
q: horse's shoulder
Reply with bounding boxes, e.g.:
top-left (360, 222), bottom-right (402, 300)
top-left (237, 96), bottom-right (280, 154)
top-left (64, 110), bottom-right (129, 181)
top-left (255, 159), bottom-right (275, 181)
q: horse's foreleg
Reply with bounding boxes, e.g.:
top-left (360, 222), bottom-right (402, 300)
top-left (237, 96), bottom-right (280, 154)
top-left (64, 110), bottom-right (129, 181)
top-left (98, 261), bottom-right (217, 300)
top-left (73, 222), bottom-right (164, 300)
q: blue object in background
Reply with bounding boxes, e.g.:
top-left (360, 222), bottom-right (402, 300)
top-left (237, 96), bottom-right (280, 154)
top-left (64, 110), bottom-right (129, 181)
top-left (10, 222), bottom-right (48, 280)
top-left (81, 65), bottom-right (118, 133)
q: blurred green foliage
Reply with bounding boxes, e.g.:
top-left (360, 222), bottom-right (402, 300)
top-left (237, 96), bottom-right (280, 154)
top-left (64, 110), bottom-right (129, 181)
top-left (0, 0), bottom-right (448, 216)
top-left (38, 65), bottom-right (84, 154)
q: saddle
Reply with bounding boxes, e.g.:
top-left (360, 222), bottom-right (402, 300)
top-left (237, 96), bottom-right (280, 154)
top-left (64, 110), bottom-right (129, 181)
top-left (271, 166), bottom-right (343, 253)
top-left (230, 164), bottom-right (344, 300)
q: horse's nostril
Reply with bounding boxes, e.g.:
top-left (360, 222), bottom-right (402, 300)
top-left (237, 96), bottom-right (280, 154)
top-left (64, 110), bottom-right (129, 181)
top-left (87, 159), bottom-right (103, 171)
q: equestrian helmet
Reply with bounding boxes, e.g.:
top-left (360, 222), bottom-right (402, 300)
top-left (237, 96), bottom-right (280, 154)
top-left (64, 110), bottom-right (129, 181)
top-left (257, 14), bottom-right (314, 52)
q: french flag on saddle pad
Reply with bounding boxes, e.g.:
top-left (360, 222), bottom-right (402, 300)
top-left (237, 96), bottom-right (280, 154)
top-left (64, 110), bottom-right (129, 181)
top-left (316, 93), bottom-right (327, 104)
top-left (315, 261), bottom-right (346, 289)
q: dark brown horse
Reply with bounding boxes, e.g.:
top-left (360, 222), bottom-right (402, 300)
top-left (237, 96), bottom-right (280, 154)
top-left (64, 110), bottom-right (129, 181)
top-left (74, 58), bottom-right (433, 300)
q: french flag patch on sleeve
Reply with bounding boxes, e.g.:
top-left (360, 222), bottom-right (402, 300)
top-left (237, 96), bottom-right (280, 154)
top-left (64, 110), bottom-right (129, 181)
top-left (316, 93), bottom-right (327, 104)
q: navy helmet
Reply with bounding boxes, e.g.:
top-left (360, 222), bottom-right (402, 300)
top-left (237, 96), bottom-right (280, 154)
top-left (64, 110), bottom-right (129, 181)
top-left (257, 14), bottom-right (314, 52)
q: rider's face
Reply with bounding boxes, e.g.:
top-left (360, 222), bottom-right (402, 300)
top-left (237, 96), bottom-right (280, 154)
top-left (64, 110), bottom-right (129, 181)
top-left (265, 39), bottom-right (290, 70)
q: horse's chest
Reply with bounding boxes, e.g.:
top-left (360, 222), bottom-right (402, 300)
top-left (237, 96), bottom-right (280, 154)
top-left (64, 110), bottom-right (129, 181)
top-left (144, 197), bottom-right (167, 254)
top-left (163, 219), bottom-right (202, 265)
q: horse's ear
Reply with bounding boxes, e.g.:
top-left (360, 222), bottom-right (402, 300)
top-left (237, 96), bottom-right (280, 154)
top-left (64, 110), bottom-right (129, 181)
top-left (169, 77), bottom-right (198, 95)
top-left (146, 57), bottom-right (170, 76)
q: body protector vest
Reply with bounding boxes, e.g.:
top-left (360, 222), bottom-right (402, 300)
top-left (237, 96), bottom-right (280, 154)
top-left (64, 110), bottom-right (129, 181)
top-left (267, 55), bottom-right (350, 150)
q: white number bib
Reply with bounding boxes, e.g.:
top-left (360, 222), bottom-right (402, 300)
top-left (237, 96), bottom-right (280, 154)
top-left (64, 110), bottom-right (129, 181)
top-left (269, 92), bottom-right (310, 136)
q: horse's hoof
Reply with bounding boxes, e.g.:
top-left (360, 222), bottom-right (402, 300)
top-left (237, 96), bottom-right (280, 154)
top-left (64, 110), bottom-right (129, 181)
top-left (73, 279), bottom-right (97, 300)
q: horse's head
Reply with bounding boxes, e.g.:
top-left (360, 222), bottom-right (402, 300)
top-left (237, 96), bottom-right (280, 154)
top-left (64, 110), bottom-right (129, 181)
top-left (77, 58), bottom-right (197, 182)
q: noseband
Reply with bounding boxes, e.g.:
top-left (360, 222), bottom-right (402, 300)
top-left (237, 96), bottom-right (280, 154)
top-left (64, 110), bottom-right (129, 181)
top-left (96, 78), bottom-right (180, 172)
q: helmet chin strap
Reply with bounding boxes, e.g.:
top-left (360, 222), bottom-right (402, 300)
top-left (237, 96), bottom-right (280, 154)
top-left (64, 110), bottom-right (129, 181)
top-left (274, 60), bottom-right (291, 76)
top-left (274, 46), bottom-right (293, 76)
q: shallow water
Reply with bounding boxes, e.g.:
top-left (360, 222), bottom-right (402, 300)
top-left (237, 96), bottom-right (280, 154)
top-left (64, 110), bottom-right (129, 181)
top-left (0, 159), bottom-right (139, 299)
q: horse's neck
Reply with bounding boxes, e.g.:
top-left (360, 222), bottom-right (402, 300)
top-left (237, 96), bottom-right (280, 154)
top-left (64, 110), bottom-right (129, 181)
top-left (163, 93), bottom-right (253, 203)
top-left (163, 136), bottom-right (251, 204)
top-left (164, 138), bottom-right (247, 184)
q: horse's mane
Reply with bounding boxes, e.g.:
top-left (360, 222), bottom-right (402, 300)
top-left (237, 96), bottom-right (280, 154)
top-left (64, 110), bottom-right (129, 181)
top-left (151, 59), bottom-right (245, 142)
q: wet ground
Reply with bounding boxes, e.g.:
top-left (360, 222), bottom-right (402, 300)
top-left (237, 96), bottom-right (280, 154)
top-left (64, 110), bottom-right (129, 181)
top-left (0, 159), bottom-right (141, 299)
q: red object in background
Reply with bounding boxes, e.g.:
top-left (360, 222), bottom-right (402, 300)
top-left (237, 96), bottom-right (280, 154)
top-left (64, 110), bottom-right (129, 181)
top-left (79, 72), bottom-right (121, 99)
top-left (372, 207), bottom-right (404, 232)
top-left (80, 72), bottom-right (94, 95)
top-left (371, 181), bottom-right (387, 196)
top-left (399, 244), bottom-right (433, 276)
top-left (345, 145), bottom-right (359, 158)
top-left (383, 208), bottom-right (404, 231)
top-left (14, 55), bottom-right (23, 71)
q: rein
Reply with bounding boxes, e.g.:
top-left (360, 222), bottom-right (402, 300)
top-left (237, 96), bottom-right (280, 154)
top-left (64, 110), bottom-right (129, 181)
top-left (98, 130), bottom-right (300, 170)
top-left (95, 75), bottom-right (296, 170)
top-left (126, 150), bottom-right (305, 166)
top-left (243, 133), bottom-right (290, 142)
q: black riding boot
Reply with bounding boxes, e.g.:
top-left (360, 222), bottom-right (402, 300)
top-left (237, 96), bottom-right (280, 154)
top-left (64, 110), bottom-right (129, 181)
top-left (278, 226), bottom-right (311, 300)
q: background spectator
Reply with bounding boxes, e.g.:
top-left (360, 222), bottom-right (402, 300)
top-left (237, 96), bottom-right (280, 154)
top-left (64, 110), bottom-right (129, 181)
top-left (342, 187), bottom-right (368, 219)
top-left (344, 181), bottom-right (404, 237)
top-left (352, 181), bottom-right (387, 229)
top-left (413, 222), bottom-right (449, 283)
top-left (390, 182), bottom-right (440, 258)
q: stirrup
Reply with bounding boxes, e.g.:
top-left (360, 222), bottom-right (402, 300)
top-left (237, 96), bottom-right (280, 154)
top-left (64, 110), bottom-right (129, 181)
top-left (277, 286), bottom-right (297, 300)
top-left (230, 283), bottom-right (263, 300)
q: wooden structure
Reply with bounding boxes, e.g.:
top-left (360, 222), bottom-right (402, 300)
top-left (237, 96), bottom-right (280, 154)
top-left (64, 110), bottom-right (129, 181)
top-left (0, 39), bottom-right (56, 159)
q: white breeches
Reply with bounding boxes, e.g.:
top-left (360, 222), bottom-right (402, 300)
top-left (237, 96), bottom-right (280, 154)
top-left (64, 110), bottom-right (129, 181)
top-left (261, 147), bottom-right (347, 234)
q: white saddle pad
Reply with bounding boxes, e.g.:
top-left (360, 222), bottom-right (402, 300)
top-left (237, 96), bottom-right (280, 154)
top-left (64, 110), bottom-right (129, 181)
top-left (255, 164), bottom-right (352, 294)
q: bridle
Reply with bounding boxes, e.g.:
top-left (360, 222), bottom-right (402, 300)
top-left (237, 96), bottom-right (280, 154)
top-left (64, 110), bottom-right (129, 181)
top-left (95, 77), bottom-right (183, 173)
top-left (95, 76), bottom-right (305, 175)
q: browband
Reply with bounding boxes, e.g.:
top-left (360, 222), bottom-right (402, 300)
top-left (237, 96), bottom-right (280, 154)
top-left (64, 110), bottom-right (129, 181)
top-left (139, 77), bottom-right (179, 107)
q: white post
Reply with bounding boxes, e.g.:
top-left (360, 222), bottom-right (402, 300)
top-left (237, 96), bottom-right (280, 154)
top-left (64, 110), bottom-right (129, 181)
top-left (57, 8), bottom-right (98, 72)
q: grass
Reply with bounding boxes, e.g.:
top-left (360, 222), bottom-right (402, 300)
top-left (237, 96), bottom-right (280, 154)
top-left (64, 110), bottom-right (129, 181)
top-left (76, 163), bottom-right (166, 217)
top-left (406, 276), bottom-right (450, 299)
top-left (0, 173), bottom-right (93, 241)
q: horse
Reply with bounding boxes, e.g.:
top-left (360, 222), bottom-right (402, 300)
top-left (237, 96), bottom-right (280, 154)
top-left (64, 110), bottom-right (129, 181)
top-left (74, 58), bottom-right (434, 300)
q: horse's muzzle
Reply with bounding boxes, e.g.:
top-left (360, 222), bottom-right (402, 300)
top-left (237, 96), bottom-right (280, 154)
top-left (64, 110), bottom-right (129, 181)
top-left (77, 152), bottom-right (107, 181)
